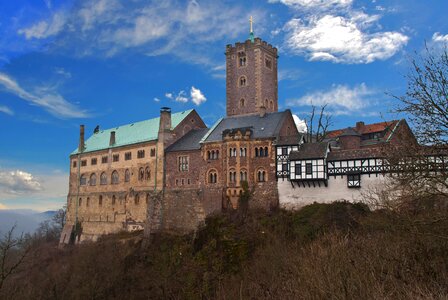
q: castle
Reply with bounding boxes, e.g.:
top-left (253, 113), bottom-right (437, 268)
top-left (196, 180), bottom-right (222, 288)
top-left (60, 26), bottom-right (418, 244)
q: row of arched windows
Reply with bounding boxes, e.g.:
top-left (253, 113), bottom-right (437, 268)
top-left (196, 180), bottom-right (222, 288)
top-left (255, 147), bottom-right (269, 157)
top-left (77, 193), bottom-right (152, 207)
top-left (207, 150), bottom-right (219, 160)
top-left (207, 169), bottom-right (265, 184)
top-left (80, 167), bottom-right (151, 186)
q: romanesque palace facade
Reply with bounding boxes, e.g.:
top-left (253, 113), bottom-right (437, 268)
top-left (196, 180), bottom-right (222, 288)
top-left (61, 31), bottom-right (419, 244)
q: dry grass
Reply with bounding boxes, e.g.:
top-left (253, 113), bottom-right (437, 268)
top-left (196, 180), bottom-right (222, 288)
top-left (2, 201), bottom-right (448, 299)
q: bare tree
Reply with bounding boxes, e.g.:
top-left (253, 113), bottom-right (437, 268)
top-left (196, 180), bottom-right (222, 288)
top-left (306, 104), bottom-right (332, 142)
top-left (394, 45), bottom-right (448, 145)
top-left (0, 226), bottom-right (29, 291)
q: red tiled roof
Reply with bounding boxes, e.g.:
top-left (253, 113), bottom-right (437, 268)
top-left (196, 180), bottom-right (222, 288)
top-left (326, 120), bottom-right (399, 139)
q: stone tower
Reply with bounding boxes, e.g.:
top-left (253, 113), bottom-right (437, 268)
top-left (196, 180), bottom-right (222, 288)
top-left (225, 23), bottom-right (278, 117)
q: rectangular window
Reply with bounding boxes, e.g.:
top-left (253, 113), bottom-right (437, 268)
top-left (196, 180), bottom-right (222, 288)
top-left (265, 55), bottom-right (273, 70)
top-left (125, 152), bottom-right (132, 160)
top-left (282, 147), bottom-right (288, 155)
top-left (73, 161), bottom-right (77, 168)
top-left (101, 156), bottom-right (108, 164)
top-left (91, 158), bottom-right (97, 165)
top-left (282, 163), bottom-right (288, 172)
top-left (347, 173), bottom-right (361, 188)
top-left (137, 150), bottom-right (145, 159)
top-left (178, 156), bottom-right (189, 172)
top-left (295, 163), bottom-right (302, 175)
top-left (81, 160), bottom-right (87, 167)
top-left (305, 163), bottom-right (312, 175)
top-left (150, 148), bottom-right (156, 157)
top-left (113, 154), bottom-right (119, 162)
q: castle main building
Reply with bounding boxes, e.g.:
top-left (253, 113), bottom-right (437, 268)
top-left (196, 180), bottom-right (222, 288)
top-left (61, 27), bottom-right (418, 244)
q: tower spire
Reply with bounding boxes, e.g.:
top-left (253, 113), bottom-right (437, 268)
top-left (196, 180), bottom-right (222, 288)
top-left (249, 16), bottom-right (255, 43)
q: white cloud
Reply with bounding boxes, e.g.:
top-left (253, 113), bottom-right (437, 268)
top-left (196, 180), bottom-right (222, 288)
top-left (18, 0), bottom-right (263, 64)
top-left (190, 86), bottom-right (206, 105)
top-left (175, 90), bottom-right (189, 103)
top-left (0, 170), bottom-right (43, 194)
top-left (284, 14), bottom-right (408, 63)
top-left (269, 0), bottom-right (352, 9)
top-left (432, 32), bottom-right (448, 43)
top-left (54, 67), bottom-right (72, 78)
top-left (0, 105), bottom-right (14, 116)
top-left (18, 11), bottom-right (66, 39)
top-left (153, 97), bottom-right (160, 102)
top-left (287, 83), bottom-right (376, 114)
top-left (0, 166), bottom-right (69, 211)
top-left (165, 93), bottom-right (173, 100)
top-left (0, 72), bottom-right (90, 118)
top-left (293, 114), bottom-right (307, 132)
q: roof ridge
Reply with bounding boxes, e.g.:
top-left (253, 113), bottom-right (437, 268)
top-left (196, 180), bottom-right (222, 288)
top-left (200, 117), bottom-right (223, 144)
top-left (97, 109), bottom-right (193, 133)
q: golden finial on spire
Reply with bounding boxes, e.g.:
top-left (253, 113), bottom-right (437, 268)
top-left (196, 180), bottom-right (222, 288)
top-left (249, 16), bottom-right (253, 33)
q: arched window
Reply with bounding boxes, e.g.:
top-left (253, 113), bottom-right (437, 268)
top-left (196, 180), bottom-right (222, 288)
top-left (145, 167), bottom-right (151, 181)
top-left (240, 147), bottom-right (246, 157)
top-left (89, 173), bottom-right (96, 186)
top-left (229, 169), bottom-right (236, 183)
top-left (257, 170), bottom-right (266, 182)
top-left (265, 99), bottom-right (268, 108)
top-left (139, 168), bottom-right (144, 181)
top-left (111, 170), bottom-right (119, 184)
top-left (208, 170), bottom-right (218, 184)
top-left (207, 151), bottom-right (211, 160)
top-left (125, 169), bottom-right (130, 182)
top-left (216, 150), bottom-right (219, 159)
top-left (112, 195), bottom-right (116, 205)
top-left (135, 193), bottom-right (140, 205)
top-left (270, 100), bottom-right (274, 109)
top-left (238, 52), bottom-right (246, 67)
top-left (146, 193), bottom-right (150, 205)
top-left (240, 170), bottom-right (248, 182)
top-left (240, 98), bottom-right (245, 107)
top-left (78, 198), bottom-right (82, 207)
top-left (259, 147), bottom-right (264, 157)
top-left (86, 197), bottom-right (90, 207)
top-left (239, 76), bottom-right (247, 87)
top-left (99, 195), bottom-right (103, 206)
top-left (80, 174), bottom-right (87, 186)
top-left (100, 172), bottom-right (107, 185)
top-left (264, 147), bottom-right (269, 157)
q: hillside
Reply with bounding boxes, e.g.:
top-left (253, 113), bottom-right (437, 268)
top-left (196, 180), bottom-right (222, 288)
top-left (1, 201), bottom-right (448, 299)
top-left (0, 210), bottom-right (56, 236)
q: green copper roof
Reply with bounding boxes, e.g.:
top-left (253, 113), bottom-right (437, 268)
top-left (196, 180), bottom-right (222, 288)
top-left (71, 109), bottom-right (193, 155)
top-left (248, 32), bottom-right (255, 43)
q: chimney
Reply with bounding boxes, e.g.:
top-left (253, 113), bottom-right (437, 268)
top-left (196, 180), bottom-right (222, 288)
top-left (109, 131), bottom-right (116, 146)
top-left (78, 125), bottom-right (85, 152)
top-left (159, 107), bottom-right (172, 133)
top-left (259, 106), bottom-right (266, 118)
top-left (356, 121), bottom-right (365, 132)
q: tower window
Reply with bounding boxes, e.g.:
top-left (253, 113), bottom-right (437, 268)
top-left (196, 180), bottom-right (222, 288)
top-left (137, 150), bottom-right (145, 159)
top-left (265, 56), bottom-right (272, 70)
top-left (239, 76), bottom-right (247, 87)
top-left (240, 98), bottom-right (245, 108)
top-left (125, 152), bottom-right (132, 160)
top-left (113, 154), bottom-right (119, 162)
top-left (238, 51), bottom-right (246, 67)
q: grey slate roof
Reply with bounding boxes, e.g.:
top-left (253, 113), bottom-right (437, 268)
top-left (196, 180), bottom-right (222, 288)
top-left (166, 128), bottom-right (209, 152)
top-left (277, 133), bottom-right (305, 146)
top-left (340, 127), bottom-right (361, 137)
top-left (203, 111), bottom-right (288, 143)
top-left (289, 142), bottom-right (329, 160)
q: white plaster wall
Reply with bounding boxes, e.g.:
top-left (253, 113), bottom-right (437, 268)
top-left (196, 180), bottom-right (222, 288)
top-left (278, 174), bottom-right (388, 210)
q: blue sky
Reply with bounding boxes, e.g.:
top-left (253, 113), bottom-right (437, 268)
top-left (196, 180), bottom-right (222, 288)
top-left (0, 0), bottom-right (447, 211)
